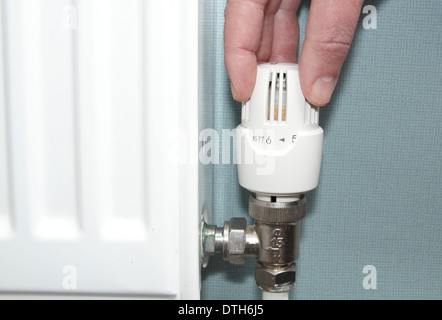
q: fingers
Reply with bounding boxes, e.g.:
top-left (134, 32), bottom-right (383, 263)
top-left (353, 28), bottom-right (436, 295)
top-left (255, 0), bottom-right (282, 63)
top-left (269, 0), bottom-right (302, 63)
top-left (225, 0), bottom-right (301, 101)
top-left (224, 0), bottom-right (269, 102)
top-left (299, 0), bottom-right (363, 106)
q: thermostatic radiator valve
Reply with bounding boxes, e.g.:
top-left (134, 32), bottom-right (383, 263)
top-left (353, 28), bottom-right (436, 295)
top-left (202, 63), bottom-right (323, 298)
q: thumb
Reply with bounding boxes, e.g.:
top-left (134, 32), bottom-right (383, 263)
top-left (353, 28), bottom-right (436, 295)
top-left (299, 0), bottom-right (363, 106)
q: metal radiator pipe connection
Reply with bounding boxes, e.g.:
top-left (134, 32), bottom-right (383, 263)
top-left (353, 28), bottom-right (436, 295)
top-left (201, 194), bottom-right (306, 294)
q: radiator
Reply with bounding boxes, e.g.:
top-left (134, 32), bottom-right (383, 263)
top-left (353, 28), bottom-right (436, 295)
top-left (0, 0), bottom-right (202, 299)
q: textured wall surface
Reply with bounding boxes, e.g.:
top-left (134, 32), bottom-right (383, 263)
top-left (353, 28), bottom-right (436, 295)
top-left (201, 0), bottom-right (442, 300)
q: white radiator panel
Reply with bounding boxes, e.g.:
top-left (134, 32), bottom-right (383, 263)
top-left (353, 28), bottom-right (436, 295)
top-left (0, 0), bottom-right (200, 299)
top-left (0, 0), bottom-right (10, 239)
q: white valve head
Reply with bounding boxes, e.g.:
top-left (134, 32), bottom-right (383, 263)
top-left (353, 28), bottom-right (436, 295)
top-left (236, 63), bottom-right (323, 199)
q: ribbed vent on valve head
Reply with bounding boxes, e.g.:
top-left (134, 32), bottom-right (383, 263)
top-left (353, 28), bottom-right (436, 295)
top-left (304, 101), bottom-right (319, 125)
top-left (241, 101), bottom-right (250, 123)
top-left (267, 70), bottom-right (287, 124)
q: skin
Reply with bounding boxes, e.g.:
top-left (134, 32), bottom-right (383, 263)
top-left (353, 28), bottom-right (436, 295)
top-left (224, 0), bottom-right (364, 106)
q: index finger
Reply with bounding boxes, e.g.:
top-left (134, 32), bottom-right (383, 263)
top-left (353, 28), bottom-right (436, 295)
top-left (224, 0), bottom-right (269, 102)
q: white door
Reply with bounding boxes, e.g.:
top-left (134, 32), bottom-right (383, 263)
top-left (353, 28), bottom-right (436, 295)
top-left (0, 0), bottom-right (201, 299)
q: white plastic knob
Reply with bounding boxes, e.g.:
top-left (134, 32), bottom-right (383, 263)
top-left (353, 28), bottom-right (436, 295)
top-left (236, 63), bottom-right (323, 197)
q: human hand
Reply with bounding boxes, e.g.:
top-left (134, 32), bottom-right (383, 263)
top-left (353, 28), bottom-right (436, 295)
top-left (224, 0), bottom-right (363, 106)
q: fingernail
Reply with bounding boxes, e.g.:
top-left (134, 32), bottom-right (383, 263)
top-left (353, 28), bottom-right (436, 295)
top-left (310, 76), bottom-right (337, 106)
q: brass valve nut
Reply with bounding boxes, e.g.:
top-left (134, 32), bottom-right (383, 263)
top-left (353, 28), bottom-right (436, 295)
top-left (223, 218), bottom-right (248, 265)
top-left (255, 263), bottom-right (296, 293)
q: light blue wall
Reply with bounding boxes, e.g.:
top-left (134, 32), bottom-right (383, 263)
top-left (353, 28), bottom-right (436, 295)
top-left (201, 0), bottom-right (442, 300)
